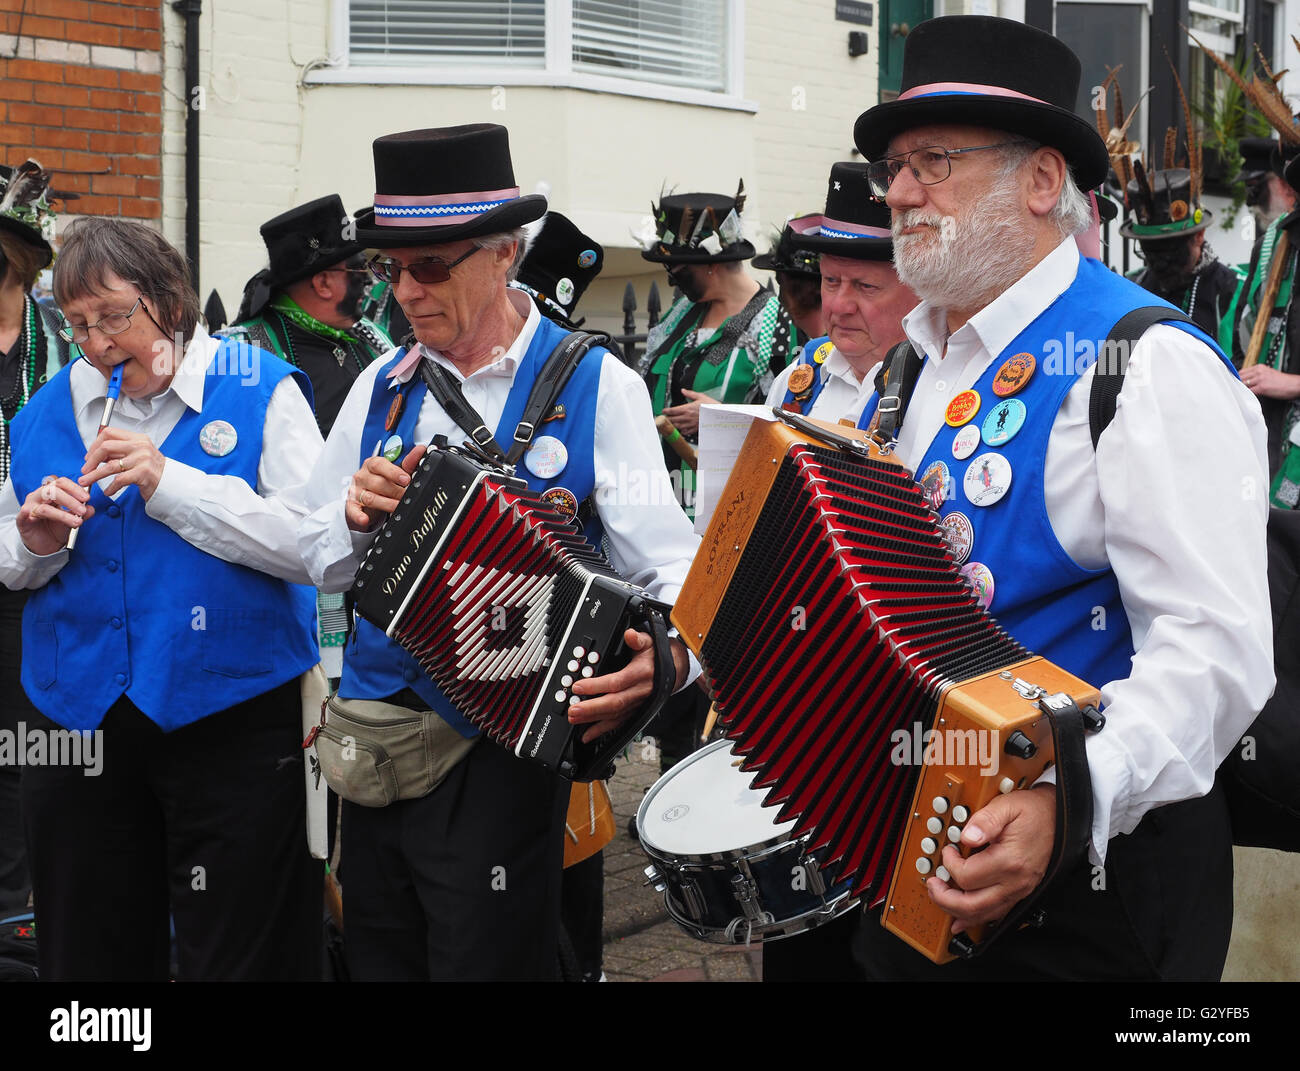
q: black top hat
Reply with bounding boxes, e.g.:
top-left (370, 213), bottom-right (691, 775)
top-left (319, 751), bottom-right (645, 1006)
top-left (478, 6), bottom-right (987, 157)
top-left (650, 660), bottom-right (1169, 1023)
top-left (0, 161), bottom-right (55, 267)
top-left (752, 217), bottom-right (821, 275)
top-left (237, 193), bottom-right (364, 320)
top-left (1119, 168), bottom-right (1212, 240)
top-left (853, 16), bottom-right (1109, 191)
top-left (641, 183), bottom-right (755, 264)
top-left (353, 124), bottom-right (546, 248)
top-left (512, 212), bottom-right (603, 326)
top-left (1236, 137), bottom-right (1287, 183)
top-left (788, 162), bottom-right (893, 261)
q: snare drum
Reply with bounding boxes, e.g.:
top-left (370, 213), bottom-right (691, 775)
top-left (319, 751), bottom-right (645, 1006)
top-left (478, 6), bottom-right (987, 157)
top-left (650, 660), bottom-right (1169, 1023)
top-left (637, 739), bottom-right (857, 943)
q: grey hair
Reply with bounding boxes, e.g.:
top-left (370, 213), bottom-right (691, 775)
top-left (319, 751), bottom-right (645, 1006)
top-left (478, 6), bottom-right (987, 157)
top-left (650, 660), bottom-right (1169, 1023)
top-left (473, 227), bottom-right (528, 282)
top-left (995, 140), bottom-right (1094, 237)
top-left (53, 217), bottom-right (200, 341)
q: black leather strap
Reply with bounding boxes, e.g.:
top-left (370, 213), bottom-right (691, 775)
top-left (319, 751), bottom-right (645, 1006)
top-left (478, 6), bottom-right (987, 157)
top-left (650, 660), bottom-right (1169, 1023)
top-left (1088, 306), bottom-right (1195, 449)
top-left (872, 340), bottom-right (925, 442)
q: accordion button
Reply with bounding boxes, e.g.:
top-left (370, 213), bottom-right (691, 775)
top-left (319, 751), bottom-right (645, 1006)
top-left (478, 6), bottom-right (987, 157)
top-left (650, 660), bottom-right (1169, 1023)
top-left (915, 857), bottom-right (932, 875)
top-left (567, 660), bottom-right (579, 672)
top-left (926, 817), bottom-right (943, 835)
top-left (936, 865), bottom-right (951, 883)
top-left (587, 651), bottom-right (600, 664)
top-left (561, 675), bottom-right (573, 687)
top-left (581, 667), bottom-right (594, 678)
top-left (573, 646), bottom-right (585, 658)
top-left (921, 837), bottom-right (937, 855)
top-left (999, 777), bottom-right (1015, 794)
top-left (932, 796), bottom-right (949, 814)
top-left (952, 805), bottom-right (969, 823)
top-left (554, 690), bottom-right (567, 704)
top-left (948, 826), bottom-right (963, 844)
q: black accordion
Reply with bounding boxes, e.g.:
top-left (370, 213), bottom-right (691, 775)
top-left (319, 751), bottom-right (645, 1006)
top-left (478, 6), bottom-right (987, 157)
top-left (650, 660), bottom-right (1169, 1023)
top-left (352, 440), bottom-right (677, 781)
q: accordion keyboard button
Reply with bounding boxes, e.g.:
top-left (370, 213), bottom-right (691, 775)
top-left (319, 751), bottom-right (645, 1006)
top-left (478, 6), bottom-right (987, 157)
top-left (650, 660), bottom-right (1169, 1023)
top-left (926, 817), bottom-right (943, 835)
top-left (561, 675), bottom-right (573, 687)
top-left (915, 857), bottom-right (932, 875)
top-left (948, 826), bottom-right (962, 844)
top-left (567, 660), bottom-right (580, 672)
top-left (998, 777), bottom-right (1015, 794)
top-left (921, 837), bottom-right (937, 855)
top-left (581, 667), bottom-right (594, 678)
top-left (952, 805), bottom-right (969, 823)
top-left (935, 865), bottom-right (951, 883)
top-left (932, 796), bottom-right (949, 814)
top-left (554, 691), bottom-right (567, 704)
top-left (573, 646), bottom-right (585, 658)
top-left (587, 651), bottom-right (600, 663)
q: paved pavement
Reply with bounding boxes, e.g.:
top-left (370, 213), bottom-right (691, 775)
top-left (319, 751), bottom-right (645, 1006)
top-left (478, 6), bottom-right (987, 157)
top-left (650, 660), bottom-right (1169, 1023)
top-left (600, 739), bottom-right (761, 982)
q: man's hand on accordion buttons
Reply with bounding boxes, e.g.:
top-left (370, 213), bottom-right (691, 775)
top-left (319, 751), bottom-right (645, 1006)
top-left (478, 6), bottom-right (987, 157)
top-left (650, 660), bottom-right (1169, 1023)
top-left (567, 629), bottom-right (689, 743)
top-left (926, 783), bottom-right (1056, 934)
top-left (346, 445), bottom-right (426, 531)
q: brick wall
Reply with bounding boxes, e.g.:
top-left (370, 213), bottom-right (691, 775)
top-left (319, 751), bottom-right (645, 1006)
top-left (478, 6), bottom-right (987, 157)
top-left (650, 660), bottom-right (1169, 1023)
top-left (0, 0), bottom-right (162, 221)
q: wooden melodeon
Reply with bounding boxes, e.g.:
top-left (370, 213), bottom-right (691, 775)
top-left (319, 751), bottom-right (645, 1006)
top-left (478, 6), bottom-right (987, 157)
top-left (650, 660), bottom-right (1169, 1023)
top-left (351, 440), bottom-right (676, 782)
top-left (670, 412), bottom-right (1101, 963)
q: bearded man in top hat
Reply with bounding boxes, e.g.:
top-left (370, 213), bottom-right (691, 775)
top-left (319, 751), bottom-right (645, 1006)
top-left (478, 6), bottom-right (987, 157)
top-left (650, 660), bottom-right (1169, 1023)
top-left (229, 194), bottom-right (393, 438)
top-left (851, 15), bottom-right (1271, 982)
top-left (297, 124), bottom-right (698, 982)
top-left (1121, 168), bottom-right (1240, 351)
top-left (766, 162), bottom-right (917, 426)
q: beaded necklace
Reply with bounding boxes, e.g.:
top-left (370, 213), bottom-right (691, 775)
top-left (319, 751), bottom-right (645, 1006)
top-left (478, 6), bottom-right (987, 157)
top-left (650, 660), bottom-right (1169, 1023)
top-left (0, 295), bottom-right (44, 485)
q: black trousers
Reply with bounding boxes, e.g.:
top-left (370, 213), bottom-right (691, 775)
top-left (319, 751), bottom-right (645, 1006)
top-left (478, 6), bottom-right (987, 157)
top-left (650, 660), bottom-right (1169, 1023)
top-left (0, 587), bottom-right (36, 912)
top-left (341, 734), bottom-right (568, 982)
top-left (21, 681), bottom-right (322, 981)
top-left (852, 786), bottom-right (1235, 982)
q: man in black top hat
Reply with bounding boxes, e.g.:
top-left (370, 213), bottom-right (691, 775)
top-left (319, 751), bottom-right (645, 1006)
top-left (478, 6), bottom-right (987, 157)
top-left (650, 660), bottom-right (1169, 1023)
top-left (229, 194), bottom-right (393, 437)
top-left (298, 124), bottom-right (697, 982)
top-left (848, 14), bottom-right (1269, 982)
top-left (1238, 135), bottom-right (1299, 234)
top-left (1121, 168), bottom-right (1240, 349)
top-left (509, 211), bottom-right (604, 333)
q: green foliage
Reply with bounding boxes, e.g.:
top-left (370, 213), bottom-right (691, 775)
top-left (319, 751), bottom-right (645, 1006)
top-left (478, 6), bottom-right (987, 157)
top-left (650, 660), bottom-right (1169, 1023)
top-left (1196, 47), bottom-right (1273, 227)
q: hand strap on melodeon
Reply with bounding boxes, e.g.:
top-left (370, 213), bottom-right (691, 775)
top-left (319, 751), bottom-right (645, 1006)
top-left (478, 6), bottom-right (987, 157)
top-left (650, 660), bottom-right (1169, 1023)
top-left (871, 339), bottom-right (925, 443)
top-left (418, 331), bottom-right (614, 467)
top-left (952, 692), bottom-right (1102, 960)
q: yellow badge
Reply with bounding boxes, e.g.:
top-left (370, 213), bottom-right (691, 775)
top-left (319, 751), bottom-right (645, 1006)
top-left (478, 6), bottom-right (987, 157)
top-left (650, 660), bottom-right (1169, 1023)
top-left (945, 389), bottom-right (981, 427)
top-left (813, 341), bottom-right (833, 365)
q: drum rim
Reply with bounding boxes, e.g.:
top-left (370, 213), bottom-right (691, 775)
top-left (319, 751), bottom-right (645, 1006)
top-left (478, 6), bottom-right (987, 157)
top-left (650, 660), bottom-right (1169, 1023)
top-left (636, 739), bottom-right (797, 864)
top-left (660, 884), bottom-right (860, 944)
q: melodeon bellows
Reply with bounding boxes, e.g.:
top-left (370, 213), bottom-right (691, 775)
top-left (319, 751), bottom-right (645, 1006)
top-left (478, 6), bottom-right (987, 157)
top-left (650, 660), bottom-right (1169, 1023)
top-left (671, 413), bottom-right (1101, 963)
top-left (352, 442), bottom-right (675, 782)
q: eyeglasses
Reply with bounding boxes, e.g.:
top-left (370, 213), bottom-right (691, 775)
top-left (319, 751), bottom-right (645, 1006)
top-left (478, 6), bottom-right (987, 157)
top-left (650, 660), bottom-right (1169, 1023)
top-left (366, 245), bottom-right (481, 285)
top-left (58, 297), bottom-right (144, 344)
top-left (865, 141), bottom-right (1030, 200)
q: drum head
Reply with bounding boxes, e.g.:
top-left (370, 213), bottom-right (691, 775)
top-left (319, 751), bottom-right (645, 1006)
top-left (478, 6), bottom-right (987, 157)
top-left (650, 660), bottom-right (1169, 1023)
top-left (637, 739), bottom-right (796, 858)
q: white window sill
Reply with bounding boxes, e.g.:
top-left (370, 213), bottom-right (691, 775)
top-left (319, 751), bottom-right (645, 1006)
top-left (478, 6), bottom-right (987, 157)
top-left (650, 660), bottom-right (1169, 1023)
top-left (305, 64), bottom-right (757, 113)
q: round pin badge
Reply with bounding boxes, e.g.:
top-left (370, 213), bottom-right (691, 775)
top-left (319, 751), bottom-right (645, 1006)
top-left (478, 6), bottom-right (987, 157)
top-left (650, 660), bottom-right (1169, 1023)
top-left (524, 434), bottom-right (568, 479)
top-left (383, 434), bottom-right (403, 463)
top-left (981, 397), bottom-right (1027, 447)
top-left (940, 511), bottom-right (974, 564)
top-left (919, 460), bottom-right (950, 510)
top-left (963, 452), bottom-right (1013, 507)
top-left (945, 389), bottom-right (981, 427)
top-left (787, 364), bottom-right (816, 395)
top-left (199, 419), bottom-right (237, 457)
top-left (541, 486), bottom-right (579, 522)
top-left (951, 424), bottom-right (981, 460)
top-left (578, 249), bottom-right (597, 269)
top-left (555, 277), bottom-right (575, 306)
top-left (991, 353), bottom-right (1036, 398)
top-left (384, 393), bottom-right (405, 433)
top-left (960, 561), bottom-right (995, 610)
top-left (813, 341), bottom-right (833, 365)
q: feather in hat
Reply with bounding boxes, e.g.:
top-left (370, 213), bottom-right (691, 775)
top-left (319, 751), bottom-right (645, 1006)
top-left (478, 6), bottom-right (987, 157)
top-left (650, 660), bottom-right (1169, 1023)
top-left (0, 159), bottom-right (52, 230)
top-left (1191, 31), bottom-right (1300, 147)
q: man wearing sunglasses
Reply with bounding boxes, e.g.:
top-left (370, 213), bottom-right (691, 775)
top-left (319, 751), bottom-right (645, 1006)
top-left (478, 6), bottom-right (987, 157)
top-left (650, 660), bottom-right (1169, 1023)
top-left (849, 16), bottom-right (1270, 982)
top-left (298, 124), bottom-right (698, 981)
top-left (228, 194), bottom-right (393, 439)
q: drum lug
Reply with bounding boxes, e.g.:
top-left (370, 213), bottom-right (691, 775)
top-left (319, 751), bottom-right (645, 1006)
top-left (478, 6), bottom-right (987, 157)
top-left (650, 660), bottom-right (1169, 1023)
top-left (730, 871), bottom-right (765, 922)
top-left (643, 864), bottom-right (667, 893)
top-left (678, 877), bottom-right (707, 920)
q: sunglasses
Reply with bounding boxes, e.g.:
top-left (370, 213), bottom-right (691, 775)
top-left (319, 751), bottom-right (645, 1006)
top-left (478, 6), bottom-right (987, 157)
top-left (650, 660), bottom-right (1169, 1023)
top-left (366, 245), bottom-right (481, 285)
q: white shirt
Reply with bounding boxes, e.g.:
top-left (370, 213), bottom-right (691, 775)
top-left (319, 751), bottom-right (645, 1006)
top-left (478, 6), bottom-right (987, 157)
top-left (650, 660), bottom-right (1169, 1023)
top-left (299, 291), bottom-right (701, 673)
top-left (880, 238), bottom-right (1274, 863)
top-left (766, 343), bottom-right (880, 424)
top-left (0, 324), bottom-right (324, 590)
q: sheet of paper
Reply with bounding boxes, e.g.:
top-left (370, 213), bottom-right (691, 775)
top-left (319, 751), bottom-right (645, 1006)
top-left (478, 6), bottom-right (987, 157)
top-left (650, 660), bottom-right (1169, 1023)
top-left (693, 404), bottom-right (777, 534)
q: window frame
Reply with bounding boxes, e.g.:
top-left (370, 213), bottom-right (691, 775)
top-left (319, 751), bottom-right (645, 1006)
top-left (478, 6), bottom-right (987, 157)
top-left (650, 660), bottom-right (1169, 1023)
top-left (316, 0), bottom-right (756, 113)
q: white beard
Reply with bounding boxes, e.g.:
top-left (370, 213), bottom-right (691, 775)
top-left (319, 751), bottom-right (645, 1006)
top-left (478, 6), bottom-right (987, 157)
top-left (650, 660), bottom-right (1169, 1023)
top-left (891, 181), bottom-right (1037, 314)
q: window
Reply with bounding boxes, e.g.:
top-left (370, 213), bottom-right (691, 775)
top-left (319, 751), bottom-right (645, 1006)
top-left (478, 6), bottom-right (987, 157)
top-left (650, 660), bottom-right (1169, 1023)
top-left (326, 0), bottom-right (742, 106)
top-left (1055, 2), bottom-right (1148, 150)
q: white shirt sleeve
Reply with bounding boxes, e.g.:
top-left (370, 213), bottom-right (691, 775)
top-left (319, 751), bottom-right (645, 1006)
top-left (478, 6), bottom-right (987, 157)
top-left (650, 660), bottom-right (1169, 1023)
top-left (0, 479), bottom-right (70, 591)
top-left (766, 362), bottom-right (796, 407)
top-left (144, 374), bottom-right (324, 585)
top-left (1050, 325), bottom-right (1274, 862)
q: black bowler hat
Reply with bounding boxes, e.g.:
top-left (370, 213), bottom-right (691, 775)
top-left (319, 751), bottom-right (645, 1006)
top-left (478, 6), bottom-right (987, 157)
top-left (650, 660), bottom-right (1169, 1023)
top-left (641, 182), bottom-right (755, 264)
top-left (511, 212), bottom-right (604, 327)
top-left (237, 194), bottom-right (363, 320)
top-left (853, 16), bottom-right (1109, 191)
top-left (354, 124), bottom-right (546, 248)
top-left (752, 216), bottom-right (821, 276)
top-left (1120, 168), bottom-right (1212, 240)
top-left (788, 162), bottom-right (892, 261)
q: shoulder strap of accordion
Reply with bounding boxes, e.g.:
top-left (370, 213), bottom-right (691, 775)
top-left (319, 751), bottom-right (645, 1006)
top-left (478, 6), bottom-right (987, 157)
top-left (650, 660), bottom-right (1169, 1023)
top-left (1088, 305), bottom-right (1195, 449)
top-left (506, 331), bottom-right (613, 465)
top-left (872, 340), bottom-right (925, 443)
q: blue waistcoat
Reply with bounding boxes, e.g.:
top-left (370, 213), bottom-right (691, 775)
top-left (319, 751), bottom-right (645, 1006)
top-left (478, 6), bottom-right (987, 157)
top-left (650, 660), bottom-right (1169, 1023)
top-left (339, 317), bottom-right (608, 736)
top-left (9, 344), bottom-right (319, 732)
top-left (781, 336), bottom-right (834, 412)
top-left (856, 257), bottom-right (1234, 687)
